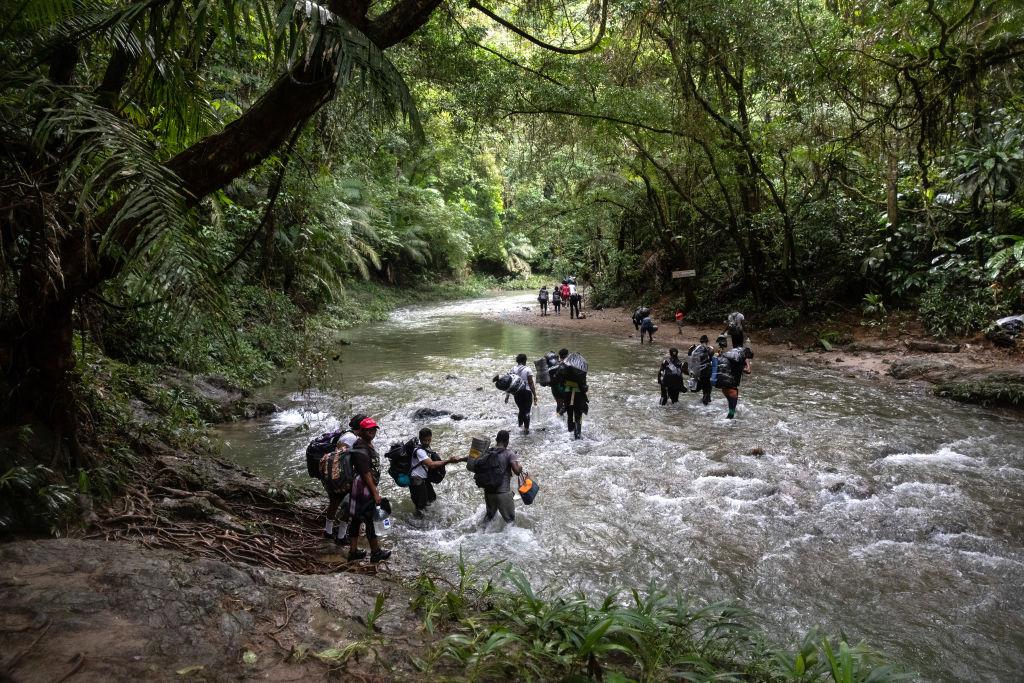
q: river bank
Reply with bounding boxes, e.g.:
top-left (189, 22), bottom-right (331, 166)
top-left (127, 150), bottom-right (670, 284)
top-left (3, 289), bottom-right (1019, 681)
top-left (481, 303), bottom-right (1024, 409)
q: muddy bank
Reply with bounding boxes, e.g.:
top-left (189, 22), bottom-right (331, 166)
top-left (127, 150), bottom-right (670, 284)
top-left (483, 303), bottom-right (1023, 408)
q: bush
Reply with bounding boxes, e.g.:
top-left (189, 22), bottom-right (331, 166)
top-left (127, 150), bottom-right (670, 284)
top-left (918, 273), bottom-right (998, 338)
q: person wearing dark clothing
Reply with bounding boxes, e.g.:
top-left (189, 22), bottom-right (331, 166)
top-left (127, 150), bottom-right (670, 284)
top-left (321, 413), bottom-right (366, 545)
top-left (504, 353), bottom-right (538, 433)
top-left (715, 342), bottom-right (753, 419)
top-left (632, 306), bottom-right (650, 331)
top-left (724, 311), bottom-right (746, 349)
top-left (467, 430), bottom-right (523, 523)
top-left (551, 348), bottom-right (588, 439)
top-left (658, 348), bottom-right (685, 405)
top-left (345, 417), bottom-right (391, 563)
top-left (568, 282), bottom-right (582, 319)
top-left (688, 335), bottom-right (714, 405)
top-left (409, 427), bottom-right (465, 517)
top-left (552, 287), bottom-right (562, 315)
top-left (538, 286), bottom-right (549, 316)
top-left (640, 315), bottom-right (657, 344)
top-left (546, 351), bottom-right (567, 414)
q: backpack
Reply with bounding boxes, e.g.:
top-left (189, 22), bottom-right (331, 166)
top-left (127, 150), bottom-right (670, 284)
top-left (319, 449), bottom-right (355, 494)
top-left (473, 447), bottom-right (507, 493)
top-left (305, 430), bottom-right (347, 478)
top-left (713, 350), bottom-right (743, 389)
top-left (384, 438), bottom-right (418, 487)
top-left (561, 284), bottom-right (570, 299)
top-left (688, 346), bottom-right (712, 379)
top-left (552, 289), bottom-right (561, 303)
top-left (538, 289), bottom-right (548, 302)
top-left (427, 451), bottom-right (446, 484)
top-left (561, 352), bottom-right (588, 387)
top-left (664, 359), bottom-right (683, 378)
top-left (494, 372), bottom-right (525, 393)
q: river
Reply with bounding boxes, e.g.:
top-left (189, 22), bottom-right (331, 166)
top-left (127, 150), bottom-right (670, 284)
top-left (215, 292), bottom-right (1024, 681)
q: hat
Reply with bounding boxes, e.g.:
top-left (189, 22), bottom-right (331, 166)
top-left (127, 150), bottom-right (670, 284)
top-left (359, 417), bottom-right (379, 430)
top-left (348, 413), bottom-right (368, 430)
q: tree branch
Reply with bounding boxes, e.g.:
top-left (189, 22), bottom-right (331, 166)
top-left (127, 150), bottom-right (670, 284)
top-left (468, 0), bottom-right (607, 55)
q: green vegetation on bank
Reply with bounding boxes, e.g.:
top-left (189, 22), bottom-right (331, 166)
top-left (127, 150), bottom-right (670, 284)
top-left (404, 555), bottom-right (907, 681)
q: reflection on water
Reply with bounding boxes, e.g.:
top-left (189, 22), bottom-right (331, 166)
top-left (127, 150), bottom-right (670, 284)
top-left (215, 292), bottom-right (1024, 681)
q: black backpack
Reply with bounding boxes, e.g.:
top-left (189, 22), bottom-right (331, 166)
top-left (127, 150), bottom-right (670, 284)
top-left (305, 430), bottom-right (348, 478)
top-left (384, 438), bottom-right (418, 487)
top-left (664, 359), bottom-right (683, 378)
top-left (473, 447), bottom-right (507, 493)
top-left (494, 372), bottom-right (525, 393)
top-left (427, 450), bottom-right (446, 484)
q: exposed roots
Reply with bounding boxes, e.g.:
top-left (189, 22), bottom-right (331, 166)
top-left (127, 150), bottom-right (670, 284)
top-left (84, 485), bottom-right (385, 576)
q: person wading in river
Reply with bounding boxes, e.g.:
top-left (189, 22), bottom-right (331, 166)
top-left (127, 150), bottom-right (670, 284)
top-left (658, 348), bottom-right (685, 405)
top-left (466, 429), bottom-right (523, 524)
top-left (409, 427), bottom-right (465, 517)
top-left (713, 339), bottom-right (753, 419)
top-left (345, 417), bottom-right (392, 563)
top-left (505, 353), bottom-right (538, 434)
top-left (552, 348), bottom-right (588, 439)
top-left (688, 335), bottom-right (714, 406)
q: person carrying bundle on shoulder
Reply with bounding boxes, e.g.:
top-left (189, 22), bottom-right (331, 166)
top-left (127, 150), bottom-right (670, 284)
top-left (632, 305), bottom-right (651, 332)
top-left (723, 311), bottom-right (746, 349)
top-left (658, 348), bottom-right (685, 405)
top-left (556, 349), bottom-right (589, 439)
top-left (493, 354), bottom-right (538, 434)
top-left (408, 427), bottom-right (466, 518)
top-left (711, 336), bottom-right (753, 419)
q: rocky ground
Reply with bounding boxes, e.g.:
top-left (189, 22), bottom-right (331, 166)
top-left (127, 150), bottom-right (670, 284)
top-left (0, 441), bottom-right (452, 682)
top-left (483, 303), bottom-right (1024, 409)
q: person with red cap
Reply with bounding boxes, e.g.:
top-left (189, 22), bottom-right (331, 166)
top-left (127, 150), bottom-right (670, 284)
top-left (344, 417), bottom-right (392, 563)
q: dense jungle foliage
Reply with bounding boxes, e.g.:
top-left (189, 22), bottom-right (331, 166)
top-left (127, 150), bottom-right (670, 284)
top-left (1, 0), bottom-right (1022, 474)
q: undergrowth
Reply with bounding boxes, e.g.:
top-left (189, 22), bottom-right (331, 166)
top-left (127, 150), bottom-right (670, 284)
top-left (411, 552), bottom-right (909, 682)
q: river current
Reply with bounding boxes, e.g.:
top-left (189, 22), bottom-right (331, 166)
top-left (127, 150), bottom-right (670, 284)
top-left (215, 292), bottom-right (1024, 681)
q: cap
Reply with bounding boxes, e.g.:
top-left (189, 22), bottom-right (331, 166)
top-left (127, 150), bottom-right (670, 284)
top-left (359, 417), bottom-right (379, 430)
top-left (348, 413), bottom-right (368, 430)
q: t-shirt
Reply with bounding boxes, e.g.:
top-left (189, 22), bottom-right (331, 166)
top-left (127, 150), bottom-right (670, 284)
top-left (568, 284), bottom-right (577, 296)
top-left (348, 440), bottom-right (380, 508)
top-left (472, 446), bottom-right (520, 493)
top-left (511, 364), bottom-right (533, 391)
top-left (411, 445), bottom-right (430, 479)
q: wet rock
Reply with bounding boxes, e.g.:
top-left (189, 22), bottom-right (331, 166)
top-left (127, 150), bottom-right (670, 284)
top-left (445, 374), bottom-right (458, 380)
top-left (412, 407), bottom-right (450, 420)
top-left (888, 358), bottom-right (958, 381)
top-left (826, 480), bottom-right (874, 499)
top-left (450, 414), bottom-right (466, 421)
top-left (748, 447), bottom-right (765, 456)
top-left (0, 539), bottom-right (430, 682)
top-left (907, 339), bottom-right (961, 353)
top-left (847, 341), bottom-right (892, 353)
top-left (704, 466), bottom-right (737, 478)
top-left (835, 357), bottom-right (844, 363)
top-left (475, 387), bottom-right (483, 391)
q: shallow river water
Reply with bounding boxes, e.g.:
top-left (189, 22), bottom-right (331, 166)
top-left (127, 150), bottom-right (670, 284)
top-left (215, 292), bottom-right (1024, 681)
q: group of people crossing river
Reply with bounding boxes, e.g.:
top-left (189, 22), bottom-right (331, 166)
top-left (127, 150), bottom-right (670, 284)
top-left (305, 300), bottom-right (752, 565)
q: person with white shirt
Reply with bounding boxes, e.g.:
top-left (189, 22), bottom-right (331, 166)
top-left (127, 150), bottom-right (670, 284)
top-left (504, 353), bottom-right (538, 433)
top-left (409, 427), bottom-right (464, 517)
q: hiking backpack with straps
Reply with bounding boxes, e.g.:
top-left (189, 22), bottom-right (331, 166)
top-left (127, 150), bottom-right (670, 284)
top-left (305, 430), bottom-right (348, 478)
top-left (472, 447), bottom-right (507, 493)
top-left (688, 346), bottom-right (712, 379)
top-left (318, 449), bottom-right (355, 494)
top-left (384, 438), bottom-right (418, 487)
top-left (664, 359), bottom-right (683, 378)
top-left (494, 372), bottom-right (525, 393)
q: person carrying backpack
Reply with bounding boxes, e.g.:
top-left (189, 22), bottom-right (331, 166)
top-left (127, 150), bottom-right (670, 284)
top-left (551, 286), bottom-right (562, 315)
top-left (640, 314), bottom-right (657, 344)
top-left (688, 335), bottom-right (714, 405)
top-left (658, 348), bottom-right (685, 405)
top-left (344, 417), bottom-right (392, 563)
top-left (503, 353), bottom-right (538, 433)
top-left (409, 427), bottom-right (465, 517)
top-left (554, 349), bottom-right (588, 439)
top-left (712, 340), bottom-right (753, 419)
top-left (466, 429), bottom-right (523, 524)
top-left (308, 413), bottom-right (365, 545)
top-left (723, 311), bottom-right (746, 348)
top-left (568, 281), bottom-right (582, 319)
top-left (537, 286), bottom-right (549, 316)
top-left (632, 306), bottom-right (651, 331)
